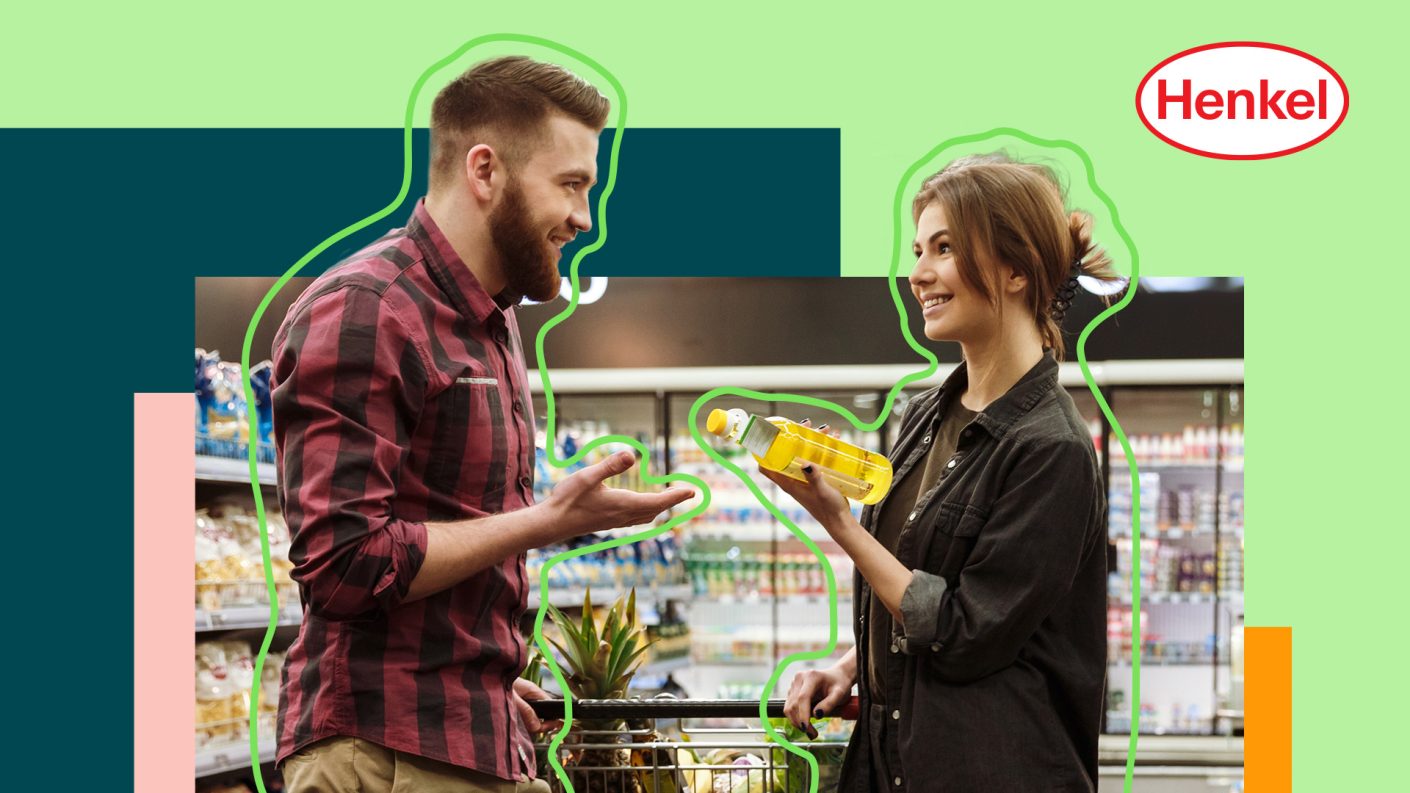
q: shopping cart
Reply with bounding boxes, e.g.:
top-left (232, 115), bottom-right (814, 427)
top-left (529, 697), bottom-right (855, 793)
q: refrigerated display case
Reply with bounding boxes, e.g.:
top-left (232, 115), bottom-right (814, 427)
top-left (1103, 386), bottom-right (1245, 737)
top-left (528, 361), bottom-right (1245, 750)
top-left (1215, 387), bottom-right (1245, 736)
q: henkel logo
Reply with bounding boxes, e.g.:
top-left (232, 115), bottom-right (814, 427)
top-left (1136, 42), bottom-right (1348, 159)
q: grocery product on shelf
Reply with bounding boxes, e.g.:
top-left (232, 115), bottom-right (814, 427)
top-left (195, 347), bottom-right (275, 464)
top-left (1156, 485), bottom-right (1215, 533)
top-left (691, 623), bottom-right (854, 666)
top-left (196, 350), bottom-right (249, 443)
top-left (525, 532), bottom-right (688, 593)
top-left (646, 601), bottom-right (692, 662)
top-left (705, 408), bottom-right (893, 504)
top-left (685, 551), bottom-right (853, 600)
top-left (1115, 424), bottom-right (1243, 467)
top-left (196, 640), bottom-right (282, 749)
top-left (533, 419), bottom-right (657, 502)
top-left (1105, 696), bottom-right (1215, 736)
top-left (1108, 471), bottom-right (1159, 537)
top-left (195, 506), bottom-right (297, 612)
top-left (1219, 536), bottom-right (1244, 593)
top-left (248, 361), bottom-right (274, 446)
top-left (718, 681), bottom-right (768, 700)
top-left (1221, 490), bottom-right (1245, 533)
top-left (1086, 417), bottom-right (1104, 466)
top-left (1111, 538), bottom-right (1222, 600)
top-left (260, 650), bottom-right (284, 718)
top-left (195, 641), bottom-right (242, 749)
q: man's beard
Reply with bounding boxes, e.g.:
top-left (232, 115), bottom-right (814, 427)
top-left (488, 179), bottom-right (562, 302)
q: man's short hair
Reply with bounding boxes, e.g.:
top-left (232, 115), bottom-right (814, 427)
top-left (429, 56), bottom-right (610, 192)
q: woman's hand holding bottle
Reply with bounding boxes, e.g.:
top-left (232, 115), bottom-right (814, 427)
top-left (757, 420), bottom-right (856, 534)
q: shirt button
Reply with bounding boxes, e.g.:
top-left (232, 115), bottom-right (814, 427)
top-left (946, 458), bottom-right (957, 469)
top-left (519, 475), bottom-right (532, 489)
top-left (494, 329), bottom-right (508, 345)
top-left (908, 510), bottom-right (918, 523)
top-left (890, 643), bottom-right (899, 653)
top-left (961, 428), bottom-right (972, 438)
top-left (931, 643), bottom-right (941, 652)
top-left (513, 399), bottom-right (523, 414)
top-left (922, 434), bottom-right (931, 445)
top-left (894, 777), bottom-right (903, 786)
top-left (891, 709), bottom-right (901, 720)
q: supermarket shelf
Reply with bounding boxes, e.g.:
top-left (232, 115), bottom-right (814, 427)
top-left (1097, 734), bottom-right (1242, 765)
top-left (1110, 529), bottom-right (1242, 541)
top-left (196, 589), bottom-right (694, 628)
top-left (1111, 529), bottom-right (1216, 540)
top-left (690, 650), bottom-right (855, 667)
top-left (197, 606), bottom-right (301, 632)
top-left (1116, 461), bottom-right (1219, 470)
top-left (687, 530), bottom-right (842, 547)
top-left (1111, 658), bottom-right (1217, 668)
top-left (1111, 461), bottom-right (1243, 473)
top-left (637, 655), bottom-right (691, 675)
top-left (528, 359), bottom-right (1244, 393)
top-left (694, 593), bottom-right (852, 607)
top-left (692, 630), bottom-right (858, 642)
top-left (687, 524), bottom-right (779, 542)
top-left (1114, 592), bottom-right (1221, 606)
top-left (197, 455), bottom-right (277, 486)
top-left (196, 741), bottom-right (276, 778)
top-left (527, 584), bottom-right (693, 609)
top-left (536, 656), bottom-right (692, 695)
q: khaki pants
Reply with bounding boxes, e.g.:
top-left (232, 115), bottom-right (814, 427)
top-left (281, 736), bottom-right (552, 793)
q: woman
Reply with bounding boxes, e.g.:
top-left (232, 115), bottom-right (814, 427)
top-left (771, 153), bottom-right (1121, 792)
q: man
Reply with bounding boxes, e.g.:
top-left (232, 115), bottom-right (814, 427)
top-left (270, 56), bottom-right (692, 792)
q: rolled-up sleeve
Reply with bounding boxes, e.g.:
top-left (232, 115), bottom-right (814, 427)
top-left (898, 569), bottom-right (949, 649)
top-left (895, 438), bottom-right (1101, 682)
top-left (273, 285), bottom-right (432, 621)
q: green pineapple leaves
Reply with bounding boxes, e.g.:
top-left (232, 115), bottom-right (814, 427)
top-left (546, 587), bottom-right (653, 701)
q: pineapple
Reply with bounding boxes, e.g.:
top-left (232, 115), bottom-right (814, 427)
top-left (523, 646), bottom-right (548, 689)
top-left (546, 588), bottom-right (655, 793)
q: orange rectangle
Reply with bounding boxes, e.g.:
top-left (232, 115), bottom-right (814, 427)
top-left (1246, 626), bottom-right (1292, 791)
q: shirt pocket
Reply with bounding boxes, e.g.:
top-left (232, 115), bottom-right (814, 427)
top-left (924, 500), bottom-right (990, 581)
top-left (422, 366), bottom-right (508, 505)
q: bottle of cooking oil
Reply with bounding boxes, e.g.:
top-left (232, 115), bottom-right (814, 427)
top-left (705, 408), bottom-right (893, 504)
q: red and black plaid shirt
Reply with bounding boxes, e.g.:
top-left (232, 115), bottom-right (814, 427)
top-left (271, 198), bottom-right (539, 780)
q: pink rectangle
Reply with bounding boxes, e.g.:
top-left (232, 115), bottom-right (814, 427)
top-left (134, 393), bottom-right (195, 789)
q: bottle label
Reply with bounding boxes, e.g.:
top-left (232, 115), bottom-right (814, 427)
top-left (740, 415), bottom-right (779, 457)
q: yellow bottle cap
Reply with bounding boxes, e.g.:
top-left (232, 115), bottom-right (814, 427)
top-left (706, 409), bottom-right (728, 436)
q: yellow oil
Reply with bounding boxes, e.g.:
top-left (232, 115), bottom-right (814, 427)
top-left (706, 409), bottom-right (893, 504)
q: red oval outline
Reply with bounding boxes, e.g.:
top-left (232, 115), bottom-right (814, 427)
top-left (1134, 41), bottom-right (1350, 160)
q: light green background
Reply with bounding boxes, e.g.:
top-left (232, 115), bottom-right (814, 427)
top-left (21, 1), bottom-right (1405, 785)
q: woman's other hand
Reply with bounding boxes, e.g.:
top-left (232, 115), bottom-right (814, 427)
top-left (783, 662), bottom-right (856, 740)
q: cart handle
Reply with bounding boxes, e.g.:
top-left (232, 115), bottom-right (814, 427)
top-left (529, 696), bottom-right (860, 721)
